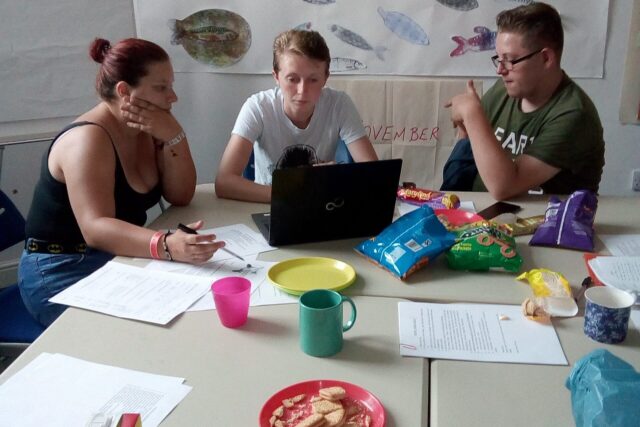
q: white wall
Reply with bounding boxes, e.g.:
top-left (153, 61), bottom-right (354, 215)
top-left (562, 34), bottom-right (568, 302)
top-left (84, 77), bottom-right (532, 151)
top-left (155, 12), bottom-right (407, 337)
top-left (1, 0), bottom-right (639, 214)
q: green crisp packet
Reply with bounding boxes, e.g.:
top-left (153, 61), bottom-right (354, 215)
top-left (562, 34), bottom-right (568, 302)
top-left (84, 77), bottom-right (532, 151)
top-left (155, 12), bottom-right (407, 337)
top-left (446, 220), bottom-right (522, 272)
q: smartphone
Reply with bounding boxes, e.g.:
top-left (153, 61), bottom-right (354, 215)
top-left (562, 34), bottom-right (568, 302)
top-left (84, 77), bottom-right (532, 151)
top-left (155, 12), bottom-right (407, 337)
top-left (476, 201), bottom-right (522, 219)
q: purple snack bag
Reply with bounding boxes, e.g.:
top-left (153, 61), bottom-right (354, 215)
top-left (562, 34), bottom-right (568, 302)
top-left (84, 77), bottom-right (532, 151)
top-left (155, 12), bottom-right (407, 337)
top-left (529, 190), bottom-right (598, 251)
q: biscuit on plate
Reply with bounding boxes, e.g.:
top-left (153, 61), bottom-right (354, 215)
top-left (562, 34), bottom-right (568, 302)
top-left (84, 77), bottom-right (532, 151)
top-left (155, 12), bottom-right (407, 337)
top-left (295, 413), bottom-right (325, 427)
top-left (324, 408), bottom-right (345, 426)
top-left (319, 386), bottom-right (346, 401)
top-left (292, 393), bottom-right (306, 403)
top-left (312, 399), bottom-right (343, 414)
top-left (272, 405), bottom-right (284, 417)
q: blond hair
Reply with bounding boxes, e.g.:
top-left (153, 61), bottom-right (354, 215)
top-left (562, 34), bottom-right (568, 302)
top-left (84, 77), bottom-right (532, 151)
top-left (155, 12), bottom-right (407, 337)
top-left (272, 30), bottom-right (330, 75)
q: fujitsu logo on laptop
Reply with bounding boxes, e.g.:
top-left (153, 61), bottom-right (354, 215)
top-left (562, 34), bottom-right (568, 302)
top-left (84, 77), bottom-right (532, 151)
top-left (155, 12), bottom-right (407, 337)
top-left (325, 198), bottom-right (345, 211)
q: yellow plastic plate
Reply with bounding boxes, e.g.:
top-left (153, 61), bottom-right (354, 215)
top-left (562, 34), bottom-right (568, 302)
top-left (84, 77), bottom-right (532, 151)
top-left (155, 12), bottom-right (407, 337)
top-left (267, 257), bottom-right (357, 296)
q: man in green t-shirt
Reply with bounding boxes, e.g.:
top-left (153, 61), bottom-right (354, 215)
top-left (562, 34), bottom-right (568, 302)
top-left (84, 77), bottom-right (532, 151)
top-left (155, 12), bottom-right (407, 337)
top-left (445, 2), bottom-right (605, 200)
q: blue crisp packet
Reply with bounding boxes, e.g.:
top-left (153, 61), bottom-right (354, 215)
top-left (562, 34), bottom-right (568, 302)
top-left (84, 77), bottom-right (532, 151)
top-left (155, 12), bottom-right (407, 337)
top-left (355, 205), bottom-right (456, 279)
top-left (566, 349), bottom-right (640, 427)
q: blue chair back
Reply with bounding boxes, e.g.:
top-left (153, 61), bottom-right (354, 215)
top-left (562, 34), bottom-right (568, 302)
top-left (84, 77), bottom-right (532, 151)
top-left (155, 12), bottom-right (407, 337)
top-left (242, 150), bottom-right (256, 181)
top-left (0, 189), bottom-right (26, 251)
top-left (335, 138), bottom-right (354, 164)
top-left (0, 189), bottom-right (44, 354)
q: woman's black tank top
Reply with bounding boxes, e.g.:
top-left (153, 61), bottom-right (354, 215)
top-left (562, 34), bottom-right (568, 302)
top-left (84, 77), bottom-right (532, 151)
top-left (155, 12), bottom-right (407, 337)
top-left (25, 121), bottom-right (162, 243)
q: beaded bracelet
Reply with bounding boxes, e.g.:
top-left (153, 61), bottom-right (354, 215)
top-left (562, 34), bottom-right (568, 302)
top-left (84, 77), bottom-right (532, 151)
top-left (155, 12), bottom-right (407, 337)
top-left (162, 231), bottom-right (174, 261)
top-left (149, 231), bottom-right (164, 259)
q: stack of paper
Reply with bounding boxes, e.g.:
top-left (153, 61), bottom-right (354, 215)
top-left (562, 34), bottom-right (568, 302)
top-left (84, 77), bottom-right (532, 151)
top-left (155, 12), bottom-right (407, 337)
top-left (588, 256), bottom-right (640, 293)
top-left (599, 234), bottom-right (640, 256)
top-left (50, 262), bottom-right (212, 324)
top-left (143, 223), bottom-right (297, 310)
top-left (145, 257), bottom-right (297, 311)
top-left (0, 353), bottom-right (190, 427)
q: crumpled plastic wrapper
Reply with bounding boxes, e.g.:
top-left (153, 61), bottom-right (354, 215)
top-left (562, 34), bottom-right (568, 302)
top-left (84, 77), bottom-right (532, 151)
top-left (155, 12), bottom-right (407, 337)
top-left (518, 268), bottom-right (578, 319)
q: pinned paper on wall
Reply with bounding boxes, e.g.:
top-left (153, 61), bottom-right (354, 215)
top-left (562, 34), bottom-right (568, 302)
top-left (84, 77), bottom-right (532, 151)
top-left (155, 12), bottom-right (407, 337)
top-left (620, 1), bottom-right (640, 124)
top-left (133, 0), bottom-right (608, 77)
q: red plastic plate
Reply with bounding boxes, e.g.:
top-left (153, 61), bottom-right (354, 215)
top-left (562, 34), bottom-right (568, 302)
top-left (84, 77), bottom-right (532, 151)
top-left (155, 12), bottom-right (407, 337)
top-left (259, 379), bottom-right (385, 426)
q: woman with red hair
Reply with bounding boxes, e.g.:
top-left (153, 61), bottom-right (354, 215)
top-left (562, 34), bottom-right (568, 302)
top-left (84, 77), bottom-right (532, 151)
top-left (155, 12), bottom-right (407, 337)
top-left (18, 38), bottom-right (225, 326)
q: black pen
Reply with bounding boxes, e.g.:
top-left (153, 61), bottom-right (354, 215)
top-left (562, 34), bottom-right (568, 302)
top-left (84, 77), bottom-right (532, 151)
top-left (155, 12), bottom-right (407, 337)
top-left (178, 223), bottom-right (245, 261)
top-left (574, 276), bottom-right (593, 303)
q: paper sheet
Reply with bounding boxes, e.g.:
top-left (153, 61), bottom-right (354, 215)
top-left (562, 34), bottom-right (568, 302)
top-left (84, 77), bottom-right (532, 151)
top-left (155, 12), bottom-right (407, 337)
top-left (49, 261), bottom-right (211, 324)
top-left (599, 234), bottom-right (640, 256)
top-left (398, 302), bottom-right (567, 365)
top-left (588, 256), bottom-right (640, 293)
top-left (0, 353), bottom-right (190, 427)
top-left (145, 256), bottom-right (297, 310)
top-left (204, 224), bottom-right (275, 258)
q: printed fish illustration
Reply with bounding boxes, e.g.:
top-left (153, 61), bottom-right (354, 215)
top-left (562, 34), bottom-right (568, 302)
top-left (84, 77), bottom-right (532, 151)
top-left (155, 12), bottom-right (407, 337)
top-left (302, 0), bottom-right (335, 4)
top-left (293, 22), bottom-right (313, 31)
top-left (450, 26), bottom-right (497, 57)
top-left (330, 57), bottom-right (367, 73)
top-left (494, 0), bottom-right (535, 4)
top-left (170, 9), bottom-right (252, 68)
top-left (173, 25), bottom-right (238, 43)
top-left (328, 24), bottom-right (387, 61)
top-left (436, 0), bottom-right (479, 11)
top-left (377, 7), bottom-right (429, 46)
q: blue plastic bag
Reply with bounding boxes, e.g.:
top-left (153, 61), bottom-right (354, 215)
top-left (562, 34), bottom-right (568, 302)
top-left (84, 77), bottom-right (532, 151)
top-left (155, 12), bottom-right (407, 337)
top-left (565, 349), bottom-right (640, 427)
top-left (355, 205), bottom-right (456, 279)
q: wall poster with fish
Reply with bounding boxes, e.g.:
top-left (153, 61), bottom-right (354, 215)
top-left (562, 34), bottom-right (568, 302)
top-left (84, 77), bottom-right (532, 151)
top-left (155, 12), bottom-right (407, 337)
top-left (134, 0), bottom-right (608, 77)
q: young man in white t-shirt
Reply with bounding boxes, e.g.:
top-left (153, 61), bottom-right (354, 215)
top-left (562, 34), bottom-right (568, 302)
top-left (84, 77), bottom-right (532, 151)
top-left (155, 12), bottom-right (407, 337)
top-left (215, 29), bottom-right (378, 203)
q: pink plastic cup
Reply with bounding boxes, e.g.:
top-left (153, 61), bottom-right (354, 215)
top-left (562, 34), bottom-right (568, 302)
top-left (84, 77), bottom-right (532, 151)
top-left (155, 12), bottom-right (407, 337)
top-left (211, 276), bottom-right (251, 328)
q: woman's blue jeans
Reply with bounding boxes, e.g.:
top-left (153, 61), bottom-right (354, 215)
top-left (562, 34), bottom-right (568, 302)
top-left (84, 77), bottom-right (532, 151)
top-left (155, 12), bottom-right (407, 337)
top-left (18, 248), bottom-right (113, 327)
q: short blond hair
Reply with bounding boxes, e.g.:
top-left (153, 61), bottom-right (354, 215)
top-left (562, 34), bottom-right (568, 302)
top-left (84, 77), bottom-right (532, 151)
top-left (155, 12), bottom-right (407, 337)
top-left (273, 30), bottom-right (330, 75)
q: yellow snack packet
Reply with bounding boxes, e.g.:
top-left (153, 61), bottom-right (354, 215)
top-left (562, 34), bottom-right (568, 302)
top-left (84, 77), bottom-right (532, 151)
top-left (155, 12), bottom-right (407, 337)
top-left (517, 268), bottom-right (571, 297)
top-left (517, 268), bottom-right (578, 318)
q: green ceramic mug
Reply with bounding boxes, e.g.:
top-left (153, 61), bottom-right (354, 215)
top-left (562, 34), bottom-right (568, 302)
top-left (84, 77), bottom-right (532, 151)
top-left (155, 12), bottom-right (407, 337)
top-left (299, 289), bottom-right (357, 357)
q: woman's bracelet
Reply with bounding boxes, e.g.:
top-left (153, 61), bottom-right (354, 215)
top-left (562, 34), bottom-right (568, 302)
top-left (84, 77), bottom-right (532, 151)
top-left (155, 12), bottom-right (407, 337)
top-left (162, 231), bottom-right (174, 261)
top-left (149, 231), bottom-right (164, 259)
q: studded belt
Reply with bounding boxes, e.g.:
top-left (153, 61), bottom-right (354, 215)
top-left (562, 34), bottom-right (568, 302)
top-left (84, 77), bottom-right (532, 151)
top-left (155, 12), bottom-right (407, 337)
top-left (25, 238), bottom-right (88, 254)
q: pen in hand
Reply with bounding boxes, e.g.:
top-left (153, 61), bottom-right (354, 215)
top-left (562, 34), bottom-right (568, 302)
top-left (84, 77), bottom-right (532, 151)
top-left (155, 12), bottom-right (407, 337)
top-left (177, 223), bottom-right (245, 261)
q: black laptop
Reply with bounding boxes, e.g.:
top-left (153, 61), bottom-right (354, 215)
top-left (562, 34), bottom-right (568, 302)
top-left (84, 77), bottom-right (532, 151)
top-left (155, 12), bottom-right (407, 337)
top-left (252, 159), bottom-right (402, 246)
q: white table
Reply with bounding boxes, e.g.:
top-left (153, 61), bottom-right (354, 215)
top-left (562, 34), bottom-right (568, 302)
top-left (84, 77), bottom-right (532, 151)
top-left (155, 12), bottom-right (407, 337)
top-left (430, 312), bottom-right (640, 426)
top-left (3, 184), bottom-right (638, 426)
top-left (151, 185), bottom-right (636, 305)
top-left (0, 296), bottom-right (426, 426)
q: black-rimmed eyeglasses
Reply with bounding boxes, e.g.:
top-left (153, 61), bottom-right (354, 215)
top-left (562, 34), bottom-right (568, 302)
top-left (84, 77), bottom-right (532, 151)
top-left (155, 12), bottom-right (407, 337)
top-left (491, 48), bottom-right (543, 71)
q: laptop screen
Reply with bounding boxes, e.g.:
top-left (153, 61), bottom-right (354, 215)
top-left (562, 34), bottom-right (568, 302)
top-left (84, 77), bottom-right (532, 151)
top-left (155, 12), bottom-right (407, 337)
top-left (255, 159), bottom-right (402, 246)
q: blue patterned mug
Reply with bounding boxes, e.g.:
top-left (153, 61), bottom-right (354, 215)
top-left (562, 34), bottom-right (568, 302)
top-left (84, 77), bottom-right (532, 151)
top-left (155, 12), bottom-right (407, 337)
top-left (584, 287), bottom-right (636, 344)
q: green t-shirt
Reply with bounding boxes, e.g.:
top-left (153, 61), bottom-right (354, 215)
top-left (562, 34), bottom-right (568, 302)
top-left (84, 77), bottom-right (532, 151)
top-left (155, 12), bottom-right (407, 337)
top-left (472, 73), bottom-right (605, 194)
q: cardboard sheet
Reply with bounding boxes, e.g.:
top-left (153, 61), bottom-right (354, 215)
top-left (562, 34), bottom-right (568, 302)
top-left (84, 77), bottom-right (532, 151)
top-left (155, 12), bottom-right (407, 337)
top-left (329, 78), bottom-right (482, 190)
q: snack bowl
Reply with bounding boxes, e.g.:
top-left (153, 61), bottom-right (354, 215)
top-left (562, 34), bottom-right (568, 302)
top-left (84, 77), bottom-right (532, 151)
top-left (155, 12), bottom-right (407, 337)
top-left (259, 379), bottom-right (385, 426)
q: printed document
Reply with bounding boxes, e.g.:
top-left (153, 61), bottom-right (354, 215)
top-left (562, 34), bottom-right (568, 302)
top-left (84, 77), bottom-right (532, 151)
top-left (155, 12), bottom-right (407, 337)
top-left (588, 256), bottom-right (640, 292)
top-left (145, 256), bottom-right (297, 310)
top-left (599, 234), bottom-right (640, 256)
top-left (0, 353), bottom-right (190, 427)
top-left (398, 302), bottom-right (567, 365)
top-left (204, 223), bottom-right (275, 259)
top-left (50, 261), bottom-right (211, 324)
